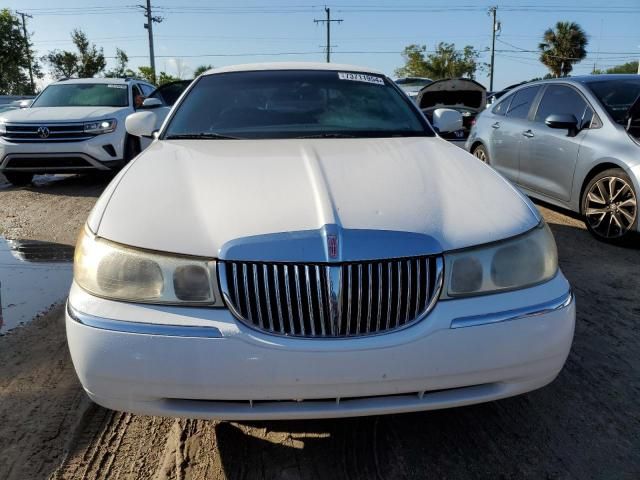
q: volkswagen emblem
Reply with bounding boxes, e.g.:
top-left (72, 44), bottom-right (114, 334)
top-left (37, 126), bottom-right (50, 139)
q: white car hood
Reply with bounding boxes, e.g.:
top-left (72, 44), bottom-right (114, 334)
top-left (93, 137), bottom-right (539, 257)
top-left (0, 106), bottom-right (128, 123)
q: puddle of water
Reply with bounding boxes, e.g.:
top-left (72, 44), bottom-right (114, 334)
top-left (0, 238), bottom-right (74, 334)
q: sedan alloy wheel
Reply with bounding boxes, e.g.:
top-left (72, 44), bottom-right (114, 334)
top-left (584, 173), bottom-right (637, 240)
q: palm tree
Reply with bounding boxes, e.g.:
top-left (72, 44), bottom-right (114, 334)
top-left (538, 22), bottom-right (588, 77)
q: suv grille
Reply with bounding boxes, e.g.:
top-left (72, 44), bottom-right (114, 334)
top-left (2, 123), bottom-right (94, 142)
top-left (220, 256), bottom-right (443, 338)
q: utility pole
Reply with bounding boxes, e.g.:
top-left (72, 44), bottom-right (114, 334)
top-left (314, 7), bottom-right (342, 63)
top-left (138, 1), bottom-right (163, 83)
top-left (16, 11), bottom-right (35, 95)
top-left (488, 6), bottom-right (498, 91)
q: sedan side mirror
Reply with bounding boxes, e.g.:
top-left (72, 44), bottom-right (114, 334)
top-left (545, 114), bottom-right (579, 136)
top-left (141, 98), bottom-right (163, 109)
top-left (432, 108), bottom-right (463, 134)
top-left (126, 111), bottom-right (159, 138)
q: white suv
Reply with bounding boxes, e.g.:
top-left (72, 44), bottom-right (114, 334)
top-left (0, 77), bottom-right (155, 186)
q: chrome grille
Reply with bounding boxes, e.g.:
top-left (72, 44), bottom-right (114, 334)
top-left (220, 256), bottom-right (443, 338)
top-left (2, 123), bottom-right (94, 142)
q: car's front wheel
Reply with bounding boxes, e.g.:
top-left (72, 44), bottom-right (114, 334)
top-left (472, 144), bottom-right (489, 164)
top-left (582, 168), bottom-right (637, 244)
top-left (4, 172), bottom-right (34, 186)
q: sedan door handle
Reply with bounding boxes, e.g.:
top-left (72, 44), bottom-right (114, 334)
top-left (522, 129), bottom-right (535, 138)
top-left (491, 122), bottom-right (500, 129)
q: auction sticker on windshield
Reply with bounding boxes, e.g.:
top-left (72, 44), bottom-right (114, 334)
top-left (107, 85), bottom-right (127, 89)
top-left (338, 72), bottom-right (385, 85)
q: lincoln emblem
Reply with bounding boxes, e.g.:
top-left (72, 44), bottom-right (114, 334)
top-left (327, 234), bottom-right (338, 259)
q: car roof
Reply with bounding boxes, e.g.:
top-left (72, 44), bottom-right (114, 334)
top-left (54, 78), bottom-right (153, 86)
top-left (513, 74), bottom-right (640, 90)
top-left (202, 62), bottom-right (384, 76)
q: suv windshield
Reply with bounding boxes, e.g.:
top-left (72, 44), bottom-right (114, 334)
top-left (164, 70), bottom-right (432, 139)
top-left (587, 78), bottom-right (640, 125)
top-left (32, 83), bottom-right (129, 108)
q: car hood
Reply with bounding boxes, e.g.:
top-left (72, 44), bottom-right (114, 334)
top-left (0, 106), bottom-right (128, 123)
top-left (416, 78), bottom-right (487, 113)
top-left (93, 137), bottom-right (540, 258)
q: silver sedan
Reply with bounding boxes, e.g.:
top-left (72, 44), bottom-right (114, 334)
top-left (467, 75), bottom-right (640, 243)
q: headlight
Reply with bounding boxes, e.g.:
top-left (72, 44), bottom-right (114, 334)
top-left (74, 227), bottom-right (219, 305)
top-left (84, 118), bottom-right (117, 134)
top-left (442, 222), bottom-right (558, 298)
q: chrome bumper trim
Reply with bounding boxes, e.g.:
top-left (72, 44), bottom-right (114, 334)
top-left (66, 302), bottom-right (223, 338)
top-left (450, 290), bottom-right (573, 329)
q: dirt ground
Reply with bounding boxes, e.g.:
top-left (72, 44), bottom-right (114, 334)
top-left (0, 174), bottom-right (638, 480)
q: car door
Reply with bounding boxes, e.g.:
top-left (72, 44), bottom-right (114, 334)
top-left (488, 85), bottom-right (542, 182)
top-left (517, 84), bottom-right (593, 202)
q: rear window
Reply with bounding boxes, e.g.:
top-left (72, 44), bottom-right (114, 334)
top-left (32, 83), bottom-right (129, 108)
top-left (587, 79), bottom-right (640, 125)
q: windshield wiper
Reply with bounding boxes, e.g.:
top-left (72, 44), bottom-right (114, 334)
top-left (165, 132), bottom-right (242, 140)
top-left (295, 133), bottom-right (356, 139)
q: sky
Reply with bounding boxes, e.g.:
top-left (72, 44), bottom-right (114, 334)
top-left (6, 0), bottom-right (640, 91)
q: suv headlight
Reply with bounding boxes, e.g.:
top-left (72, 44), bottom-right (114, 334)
top-left (84, 118), bottom-right (117, 134)
top-left (442, 222), bottom-right (558, 298)
top-left (74, 227), bottom-right (219, 305)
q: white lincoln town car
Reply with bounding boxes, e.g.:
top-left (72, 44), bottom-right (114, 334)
top-left (66, 63), bottom-right (575, 420)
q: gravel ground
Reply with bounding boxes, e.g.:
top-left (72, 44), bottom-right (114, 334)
top-left (0, 174), bottom-right (638, 480)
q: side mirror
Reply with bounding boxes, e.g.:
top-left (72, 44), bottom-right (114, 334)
top-left (432, 108), bottom-right (463, 134)
top-left (18, 99), bottom-right (32, 109)
top-left (126, 111), bottom-right (158, 138)
top-left (141, 97), bottom-right (163, 109)
top-left (545, 114), bottom-right (578, 136)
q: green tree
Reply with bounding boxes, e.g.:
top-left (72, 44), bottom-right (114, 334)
top-left (0, 9), bottom-right (42, 95)
top-left (136, 66), bottom-right (179, 85)
top-left (538, 21), bottom-right (588, 77)
top-left (43, 29), bottom-right (106, 79)
top-left (105, 48), bottom-right (136, 78)
top-left (593, 61), bottom-right (638, 74)
top-left (395, 43), bottom-right (482, 80)
top-left (193, 64), bottom-right (213, 78)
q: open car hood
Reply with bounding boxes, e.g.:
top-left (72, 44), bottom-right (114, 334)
top-left (416, 78), bottom-right (487, 113)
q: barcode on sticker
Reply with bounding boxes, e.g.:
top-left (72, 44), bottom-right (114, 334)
top-left (338, 72), bottom-right (385, 85)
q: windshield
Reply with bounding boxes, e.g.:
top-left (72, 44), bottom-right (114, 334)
top-left (32, 83), bottom-right (129, 108)
top-left (163, 70), bottom-right (432, 139)
top-left (587, 79), bottom-right (640, 124)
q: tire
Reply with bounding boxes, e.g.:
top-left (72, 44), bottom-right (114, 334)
top-left (123, 135), bottom-right (141, 163)
top-left (4, 172), bottom-right (34, 186)
top-left (581, 168), bottom-right (638, 244)
top-left (472, 144), bottom-right (489, 164)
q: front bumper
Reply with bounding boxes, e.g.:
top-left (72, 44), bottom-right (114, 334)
top-left (66, 273), bottom-right (575, 420)
top-left (0, 128), bottom-right (125, 173)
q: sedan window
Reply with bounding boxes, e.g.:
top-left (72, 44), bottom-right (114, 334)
top-left (535, 85), bottom-right (592, 127)
top-left (505, 86), bottom-right (540, 120)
